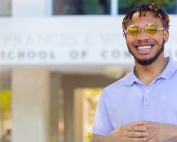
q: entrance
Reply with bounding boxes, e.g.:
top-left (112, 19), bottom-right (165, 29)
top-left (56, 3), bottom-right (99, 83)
top-left (62, 73), bottom-right (117, 142)
top-left (0, 69), bottom-right (123, 142)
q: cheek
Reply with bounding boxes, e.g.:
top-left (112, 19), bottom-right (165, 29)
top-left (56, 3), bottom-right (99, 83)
top-left (152, 33), bottom-right (164, 43)
top-left (126, 37), bottom-right (134, 46)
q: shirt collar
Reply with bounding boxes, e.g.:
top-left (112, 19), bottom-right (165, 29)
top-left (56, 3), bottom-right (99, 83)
top-left (125, 56), bottom-right (177, 86)
top-left (160, 56), bottom-right (177, 79)
top-left (125, 67), bottom-right (138, 86)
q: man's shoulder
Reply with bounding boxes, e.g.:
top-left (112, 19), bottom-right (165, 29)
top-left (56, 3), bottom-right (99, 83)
top-left (99, 73), bottom-right (132, 100)
top-left (164, 56), bottom-right (177, 79)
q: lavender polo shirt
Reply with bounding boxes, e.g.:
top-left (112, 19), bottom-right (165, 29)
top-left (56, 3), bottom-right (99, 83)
top-left (92, 56), bottom-right (177, 136)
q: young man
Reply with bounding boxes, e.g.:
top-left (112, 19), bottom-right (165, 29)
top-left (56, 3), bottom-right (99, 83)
top-left (91, 3), bottom-right (177, 142)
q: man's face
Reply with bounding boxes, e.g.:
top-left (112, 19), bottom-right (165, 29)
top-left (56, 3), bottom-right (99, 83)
top-left (125, 11), bottom-right (169, 66)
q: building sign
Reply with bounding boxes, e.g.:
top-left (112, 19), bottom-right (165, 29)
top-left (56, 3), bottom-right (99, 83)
top-left (0, 16), bottom-right (177, 65)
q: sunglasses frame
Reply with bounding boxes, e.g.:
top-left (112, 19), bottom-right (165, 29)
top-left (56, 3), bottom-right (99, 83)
top-left (124, 23), bottom-right (166, 38)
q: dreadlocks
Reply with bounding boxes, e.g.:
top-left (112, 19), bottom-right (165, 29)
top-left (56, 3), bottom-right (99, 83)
top-left (122, 3), bottom-right (170, 30)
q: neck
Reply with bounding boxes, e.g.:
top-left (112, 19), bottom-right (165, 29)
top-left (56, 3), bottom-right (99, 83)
top-left (134, 57), bottom-right (168, 85)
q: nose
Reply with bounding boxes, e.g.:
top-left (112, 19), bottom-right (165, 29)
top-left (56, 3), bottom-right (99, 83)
top-left (136, 28), bottom-right (150, 41)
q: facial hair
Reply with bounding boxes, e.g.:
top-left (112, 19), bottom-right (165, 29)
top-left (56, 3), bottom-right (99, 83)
top-left (127, 39), bottom-right (165, 66)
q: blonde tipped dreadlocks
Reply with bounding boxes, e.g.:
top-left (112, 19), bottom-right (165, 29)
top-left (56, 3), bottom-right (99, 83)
top-left (122, 3), bottom-right (170, 33)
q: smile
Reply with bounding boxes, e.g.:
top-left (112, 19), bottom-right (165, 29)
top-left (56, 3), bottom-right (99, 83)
top-left (138, 45), bottom-right (152, 51)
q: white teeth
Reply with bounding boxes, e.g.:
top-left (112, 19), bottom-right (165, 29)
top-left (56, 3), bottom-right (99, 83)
top-left (138, 45), bottom-right (152, 50)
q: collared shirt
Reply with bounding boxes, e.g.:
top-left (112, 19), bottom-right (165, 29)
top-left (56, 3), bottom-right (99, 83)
top-left (92, 56), bottom-right (177, 137)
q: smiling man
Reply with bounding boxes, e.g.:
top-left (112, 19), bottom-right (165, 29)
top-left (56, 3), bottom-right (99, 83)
top-left (91, 3), bottom-right (177, 142)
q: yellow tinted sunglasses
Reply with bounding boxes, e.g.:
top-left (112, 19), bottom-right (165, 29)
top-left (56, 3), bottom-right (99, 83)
top-left (124, 23), bottom-right (165, 38)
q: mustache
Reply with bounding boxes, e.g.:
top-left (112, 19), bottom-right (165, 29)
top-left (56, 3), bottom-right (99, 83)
top-left (132, 41), bottom-right (156, 46)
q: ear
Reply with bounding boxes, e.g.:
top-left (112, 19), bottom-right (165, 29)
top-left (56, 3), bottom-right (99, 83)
top-left (124, 34), bottom-right (127, 40)
top-left (164, 29), bottom-right (169, 42)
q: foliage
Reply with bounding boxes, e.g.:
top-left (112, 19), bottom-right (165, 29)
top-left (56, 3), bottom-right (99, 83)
top-left (0, 90), bottom-right (12, 120)
top-left (84, 88), bottom-right (102, 109)
top-left (85, 135), bottom-right (92, 142)
top-left (119, 0), bottom-right (176, 14)
top-left (83, 88), bottom-right (103, 142)
top-left (82, 0), bottom-right (110, 14)
top-left (82, 0), bottom-right (103, 14)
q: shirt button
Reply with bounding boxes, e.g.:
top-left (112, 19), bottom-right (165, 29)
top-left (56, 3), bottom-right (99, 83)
top-left (145, 90), bottom-right (149, 93)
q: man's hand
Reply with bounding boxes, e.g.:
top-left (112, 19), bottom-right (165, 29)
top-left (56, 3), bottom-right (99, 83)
top-left (143, 121), bottom-right (177, 142)
top-left (104, 121), bottom-right (149, 142)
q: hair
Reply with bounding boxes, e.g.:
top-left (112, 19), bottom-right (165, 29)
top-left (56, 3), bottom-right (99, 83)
top-left (122, 3), bottom-right (170, 31)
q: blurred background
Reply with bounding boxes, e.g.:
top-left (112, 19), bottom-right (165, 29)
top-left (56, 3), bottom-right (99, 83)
top-left (0, 0), bottom-right (177, 142)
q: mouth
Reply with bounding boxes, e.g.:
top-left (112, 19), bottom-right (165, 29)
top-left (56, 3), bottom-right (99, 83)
top-left (132, 44), bottom-right (155, 55)
top-left (137, 45), bottom-right (152, 51)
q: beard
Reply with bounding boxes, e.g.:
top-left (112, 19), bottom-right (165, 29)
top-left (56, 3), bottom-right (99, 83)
top-left (127, 39), bottom-right (165, 66)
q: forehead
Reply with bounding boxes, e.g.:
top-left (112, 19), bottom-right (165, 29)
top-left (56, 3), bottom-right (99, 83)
top-left (128, 11), bottom-right (162, 27)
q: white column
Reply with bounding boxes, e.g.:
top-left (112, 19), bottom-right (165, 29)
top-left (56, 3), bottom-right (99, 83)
top-left (49, 73), bottom-right (61, 142)
top-left (12, 69), bottom-right (51, 142)
top-left (73, 89), bottom-right (84, 142)
top-left (111, 0), bottom-right (118, 16)
top-left (12, 0), bottom-right (53, 17)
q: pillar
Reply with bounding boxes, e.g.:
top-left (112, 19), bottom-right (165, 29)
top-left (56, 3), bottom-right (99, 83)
top-left (12, 69), bottom-right (50, 142)
top-left (63, 88), bottom-right (74, 142)
top-left (49, 72), bottom-right (61, 142)
top-left (73, 89), bottom-right (84, 142)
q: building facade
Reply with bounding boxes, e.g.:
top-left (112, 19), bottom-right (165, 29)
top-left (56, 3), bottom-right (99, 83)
top-left (0, 0), bottom-right (177, 142)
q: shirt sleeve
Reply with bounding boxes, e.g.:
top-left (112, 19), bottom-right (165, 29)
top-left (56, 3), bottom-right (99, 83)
top-left (92, 89), bottom-right (114, 136)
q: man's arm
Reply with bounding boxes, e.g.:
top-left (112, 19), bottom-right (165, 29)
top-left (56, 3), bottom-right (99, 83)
top-left (91, 134), bottom-right (105, 142)
top-left (91, 121), bottom-right (149, 142)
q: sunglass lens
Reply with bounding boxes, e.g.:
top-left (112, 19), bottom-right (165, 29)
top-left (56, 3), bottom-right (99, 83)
top-left (127, 25), bottom-right (139, 37)
top-left (146, 23), bottom-right (158, 36)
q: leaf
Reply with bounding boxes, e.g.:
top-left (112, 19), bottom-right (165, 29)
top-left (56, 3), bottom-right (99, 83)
top-left (0, 90), bottom-right (12, 112)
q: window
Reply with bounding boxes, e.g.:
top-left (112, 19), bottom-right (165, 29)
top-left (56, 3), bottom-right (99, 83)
top-left (53, 0), bottom-right (110, 15)
top-left (0, 0), bottom-right (11, 16)
top-left (119, 0), bottom-right (177, 14)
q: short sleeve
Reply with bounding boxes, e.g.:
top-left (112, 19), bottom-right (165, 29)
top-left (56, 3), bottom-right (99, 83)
top-left (92, 89), bottom-right (114, 136)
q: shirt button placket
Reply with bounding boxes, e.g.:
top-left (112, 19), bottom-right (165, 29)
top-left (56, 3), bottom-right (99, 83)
top-left (143, 89), bottom-right (150, 105)
top-left (143, 89), bottom-right (150, 121)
